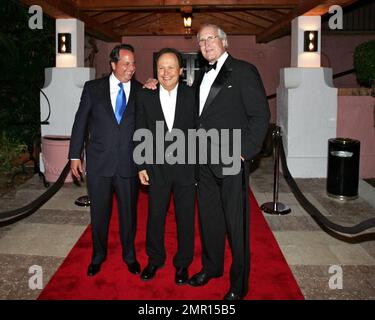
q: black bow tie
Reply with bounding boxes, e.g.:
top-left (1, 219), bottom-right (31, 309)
top-left (204, 61), bottom-right (217, 73)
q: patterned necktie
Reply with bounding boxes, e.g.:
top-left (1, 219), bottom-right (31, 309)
top-left (115, 82), bottom-right (127, 124)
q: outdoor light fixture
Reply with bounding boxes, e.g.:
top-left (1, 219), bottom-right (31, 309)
top-left (58, 33), bottom-right (71, 53)
top-left (181, 6), bottom-right (193, 36)
top-left (183, 13), bottom-right (192, 28)
top-left (304, 30), bottom-right (318, 52)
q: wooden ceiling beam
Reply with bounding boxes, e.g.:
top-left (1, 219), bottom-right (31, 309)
top-left (114, 13), bottom-right (164, 31)
top-left (227, 11), bottom-right (272, 28)
top-left (257, 0), bottom-right (326, 43)
top-left (221, 12), bottom-right (268, 29)
top-left (86, 11), bottom-right (103, 17)
top-left (95, 12), bottom-right (133, 24)
top-left (256, 0), bottom-right (358, 42)
top-left (244, 10), bottom-right (278, 23)
top-left (305, 0), bottom-right (358, 15)
top-left (112, 13), bottom-right (155, 29)
top-left (205, 13), bottom-right (250, 29)
top-left (76, 0), bottom-right (299, 11)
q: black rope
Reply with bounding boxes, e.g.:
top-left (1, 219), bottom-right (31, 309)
top-left (0, 161), bottom-right (71, 227)
top-left (279, 136), bottom-right (375, 235)
top-left (40, 88), bottom-right (51, 125)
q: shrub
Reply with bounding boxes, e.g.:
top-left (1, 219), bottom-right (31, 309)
top-left (354, 40), bottom-right (375, 87)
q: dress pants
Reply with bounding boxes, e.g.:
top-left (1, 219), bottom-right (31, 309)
top-left (146, 181), bottom-right (196, 268)
top-left (197, 162), bottom-right (250, 296)
top-left (87, 174), bottom-right (138, 265)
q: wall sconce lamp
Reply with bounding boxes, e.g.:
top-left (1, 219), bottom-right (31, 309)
top-left (58, 33), bottom-right (71, 53)
top-left (304, 31), bottom-right (318, 52)
top-left (181, 6), bottom-right (193, 35)
top-left (183, 13), bottom-right (192, 29)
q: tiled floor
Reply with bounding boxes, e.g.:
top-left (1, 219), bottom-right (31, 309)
top-left (0, 156), bottom-right (374, 300)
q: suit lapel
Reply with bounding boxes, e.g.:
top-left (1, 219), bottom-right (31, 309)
top-left (200, 55), bottom-right (233, 119)
top-left (102, 76), bottom-right (119, 127)
top-left (124, 79), bottom-right (136, 116)
top-left (152, 85), bottom-right (169, 133)
top-left (196, 70), bottom-right (204, 117)
top-left (172, 84), bottom-right (184, 130)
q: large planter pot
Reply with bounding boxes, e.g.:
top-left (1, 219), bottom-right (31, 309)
top-left (42, 135), bottom-right (73, 183)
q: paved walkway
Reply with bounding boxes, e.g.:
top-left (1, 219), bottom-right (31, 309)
top-left (0, 156), bottom-right (374, 299)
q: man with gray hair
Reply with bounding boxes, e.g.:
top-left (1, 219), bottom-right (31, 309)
top-left (187, 24), bottom-right (270, 300)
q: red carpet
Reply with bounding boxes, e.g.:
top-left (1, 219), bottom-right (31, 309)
top-left (38, 189), bottom-right (303, 300)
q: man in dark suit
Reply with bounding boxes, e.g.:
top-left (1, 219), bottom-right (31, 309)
top-left (69, 44), bottom-right (142, 277)
top-left (187, 24), bottom-right (270, 300)
top-left (135, 48), bottom-right (196, 285)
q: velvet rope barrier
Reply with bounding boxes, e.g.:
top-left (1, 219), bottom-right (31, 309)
top-left (278, 129), bottom-right (375, 236)
top-left (0, 161), bottom-right (70, 227)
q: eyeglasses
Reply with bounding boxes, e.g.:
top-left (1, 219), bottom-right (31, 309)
top-left (198, 35), bottom-right (219, 46)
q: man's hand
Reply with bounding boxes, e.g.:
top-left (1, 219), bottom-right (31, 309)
top-left (241, 156), bottom-right (245, 162)
top-left (70, 159), bottom-right (83, 179)
top-left (143, 78), bottom-right (158, 90)
top-left (138, 170), bottom-right (150, 185)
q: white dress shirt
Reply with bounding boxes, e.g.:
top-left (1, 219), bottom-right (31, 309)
top-left (159, 84), bottom-right (178, 132)
top-left (199, 51), bottom-right (229, 116)
top-left (110, 72), bottom-right (131, 111)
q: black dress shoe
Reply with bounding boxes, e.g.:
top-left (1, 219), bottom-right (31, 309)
top-left (175, 267), bottom-right (189, 285)
top-left (87, 263), bottom-right (101, 276)
top-left (223, 291), bottom-right (243, 300)
top-left (140, 264), bottom-right (161, 281)
top-left (188, 271), bottom-right (221, 287)
top-left (126, 261), bottom-right (141, 275)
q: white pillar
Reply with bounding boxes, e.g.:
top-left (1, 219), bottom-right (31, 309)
top-left (40, 19), bottom-right (95, 175)
top-left (277, 16), bottom-right (338, 178)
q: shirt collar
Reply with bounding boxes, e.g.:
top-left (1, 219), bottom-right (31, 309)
top-left (214, 51), bottom-right (229, 71)
top-left (110, 72), bottom-right (130, 88)
top-left (160, 83), bottom-right (179, 96)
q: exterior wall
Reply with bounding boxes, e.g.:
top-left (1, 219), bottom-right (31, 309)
top-left (337, 95), bottom-right (375, 178)
top-left (321, 34), bottom-right (375, 88)
top-left (90, 34), bottom-right (375, 178)
top-left (94, 35), bottom-right (292, 123)
top-left (92, 33), bottom-right (374, 124)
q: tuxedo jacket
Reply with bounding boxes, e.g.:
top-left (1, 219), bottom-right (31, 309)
top-left (194, 54), bottom-right (270, 177)
top-left (135, 83), bottom-right (197, 186)
top-left (69, 76), bottom-right (142, 178)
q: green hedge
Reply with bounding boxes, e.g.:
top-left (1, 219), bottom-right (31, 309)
top-left (0, 0), bottom-right (55, 147)
top-left (354, 40), bottom-right (375, 87)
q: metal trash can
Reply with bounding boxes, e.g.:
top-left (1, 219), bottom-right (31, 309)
top-left (327, 138), bottom-right (360, 200)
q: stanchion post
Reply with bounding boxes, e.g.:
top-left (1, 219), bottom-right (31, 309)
top-left (261, 126), bottom-right (291, 215)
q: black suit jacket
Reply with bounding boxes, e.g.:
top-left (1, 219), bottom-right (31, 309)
top-left (69, 76), bottom-right (142, 178)
top-left (194, 54), bottom-right (270, 177)
top-left (135, 83), bottom-right (197, 186)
